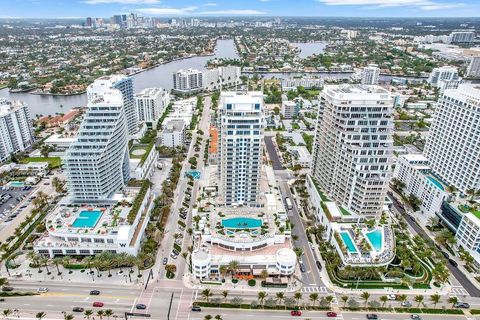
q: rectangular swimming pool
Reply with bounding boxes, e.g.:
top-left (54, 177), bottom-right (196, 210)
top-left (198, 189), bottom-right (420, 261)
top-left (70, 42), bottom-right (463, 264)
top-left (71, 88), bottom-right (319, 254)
top-left (365, 229), bottom-right (383, 252)
top-left (340, 232), bottom-right (357, 253)
top-left (72, 210), bottom-right (102, 228)
top-left (222, 217), bottom-right (262, 229)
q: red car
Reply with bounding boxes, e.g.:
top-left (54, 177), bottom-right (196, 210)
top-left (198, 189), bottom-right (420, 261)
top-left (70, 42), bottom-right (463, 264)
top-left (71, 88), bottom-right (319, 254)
top-left (290, 310), bottom-right (302, 316)
top-left (93, 302), bottom-right (104, 307)
top-left (327, 312), bottom-right (337, 317)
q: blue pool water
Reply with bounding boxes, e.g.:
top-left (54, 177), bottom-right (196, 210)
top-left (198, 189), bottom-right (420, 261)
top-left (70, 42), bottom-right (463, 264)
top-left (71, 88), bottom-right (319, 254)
top-left (365, 229), bottom-right (383, 252)
top-left (340, 232), bottom-right (357, 253)
top-left (72, 210), bottom-right (102, 228)
top-left (222, 217), bottom-right (262, 229)
top-left (427, 176), bottom-right (445, 191)
top-left (10, 181), bottom-right (24, 187)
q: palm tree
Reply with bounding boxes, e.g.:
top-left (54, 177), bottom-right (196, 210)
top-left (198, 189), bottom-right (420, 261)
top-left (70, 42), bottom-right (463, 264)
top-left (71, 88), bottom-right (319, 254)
top-left (214, 315), bottom-right (222, 320)
top-left (276, 292), bottom-right (285, 305)
top-left (96, 310), bottom-right (104, 319)
top-left (361, 292), bottom-right (370, 308)
top-left (221, 290), bottom-right (228, 303)
top-left (104, 309), bottom-right (113, 320)
top-left (53, 257), bottom-right (63, 275)
top-left (36, 312), bottom-right (46, 320)
top-left (293, 292), bottom-right (302, 306)
top-left (430, 294), bottom-right (441, 308)
top-left (379, 295), bottom-right (388, 307)
top-left (2, 309), bottom-right (11, 319)
top-left (219, 266), bottom-right (227, 279)
top-left (414, 295), bottom-right (424, 308)
top-left (257, 291), bottom-right (267, 306)
top-left (64, 315), bottom-right (74, 320)
top-left (84, 309), bottom-right (93, 319)
top-left (228, 260), bottom-right (239, 276)
top-left (325, 295), bottom-right (334, 307)
top-left (293, 247), bottom-right (304, 259)
top-left (309, 293), bottom-right (319, 307)
top-left (202, 289), bottom-right (213, 303)
top-left (398, 294), bottom-right (407, 305)
top-left (260, 269), bottom-right (269, 280)
top-left (341, 296), bottom-right (349, 307)
top-left (448, 296), bottom-right (458, 308)
top-left (203, 315), bottom-right (212, 320)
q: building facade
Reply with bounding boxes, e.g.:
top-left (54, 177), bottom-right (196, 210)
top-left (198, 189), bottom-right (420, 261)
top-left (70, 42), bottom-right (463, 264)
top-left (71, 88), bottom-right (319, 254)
top-left (311, 85), bottom-right (394, 218)
top-left (172, 69), bottom-right (203, 94)
top-left (87, 75), bottom-right (137, 136)
top-left (393, 154), bottom-right (448, 218)
top-left (450, 31), bottom-right (475, 44)
top-left (218, 92), bottom-right (264, 206)
top-left (135, 87), bottom-right (170, 125)
top-left (161, 119), bottom-right (186, 148)
top-left (361, 64), bottom-right (380, 85)
top-left (64, 89), bottom-right (130, 203)
top-left (467, 56), bottom-right (480, 78)
top-left (424, 84), bottom-right (480, 193)
top-left (428, 66), bottom-right (460, 87)
top-left (281, 100), bottom-right (300, 119)
top-left (0, 99), bottom-right (34, 163)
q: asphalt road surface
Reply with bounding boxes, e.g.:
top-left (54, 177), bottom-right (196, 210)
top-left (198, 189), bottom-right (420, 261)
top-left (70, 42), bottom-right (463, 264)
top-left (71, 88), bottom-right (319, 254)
top-left (264, 135), bottom-right (284, 170)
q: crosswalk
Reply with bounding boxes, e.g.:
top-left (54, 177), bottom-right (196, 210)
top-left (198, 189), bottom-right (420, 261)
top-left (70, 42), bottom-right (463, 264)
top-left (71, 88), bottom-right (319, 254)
top-left (452, 286), bottom-right (470, 296)
top-left (301, 286), bottom-right (329, 293)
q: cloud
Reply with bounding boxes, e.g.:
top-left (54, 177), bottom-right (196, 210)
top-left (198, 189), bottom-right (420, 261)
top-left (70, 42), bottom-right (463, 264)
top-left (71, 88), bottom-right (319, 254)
top-left (135, 6), bottom-right (198, 15)
top-left (84, 0), bottom-right (160, 4)
top-left (316, 0), bottom-right (467, 10)
top-left (199, 9), bottom-right (266, 15)
top-left (204, 2), bottom-right (217, 6)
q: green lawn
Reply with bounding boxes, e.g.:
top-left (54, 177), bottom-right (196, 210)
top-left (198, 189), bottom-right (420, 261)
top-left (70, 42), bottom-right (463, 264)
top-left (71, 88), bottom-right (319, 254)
top-left (19, 157), bottom-right (62, 168)
top-left (129, 145), bottom-right (148, 159)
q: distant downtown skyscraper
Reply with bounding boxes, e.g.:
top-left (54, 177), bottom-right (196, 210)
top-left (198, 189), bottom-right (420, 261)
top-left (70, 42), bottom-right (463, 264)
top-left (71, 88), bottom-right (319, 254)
top-left (311, 85), bottom-right (394, 217)
top-left (0, 99), bottom-right (34, 163)
top-left (424, 84), bottom-right (480, 193)
top-left (64, 89), bottom-right (130, 203)
top-left (87, 75), bottom-right (137, 137)
top-left (218, 92), bottom-right (264, 206)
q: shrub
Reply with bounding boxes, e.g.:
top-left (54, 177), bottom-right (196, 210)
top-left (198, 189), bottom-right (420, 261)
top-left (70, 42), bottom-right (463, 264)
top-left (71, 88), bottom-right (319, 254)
top-left (248, 279), bottom-right (256, 286)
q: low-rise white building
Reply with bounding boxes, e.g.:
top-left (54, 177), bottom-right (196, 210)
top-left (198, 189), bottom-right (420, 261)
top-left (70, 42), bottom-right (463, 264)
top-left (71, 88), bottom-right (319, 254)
top-left (161, 119), bottom-right (185, 148)
top-left (281, 100), bottom-right (300, 119)
top-left (34, 183), bottom-right (154, 257)
top-left (286, 146), bottom-right (311, 168)
top-left (392, 154), bottom-right (448, 219)
top-left (164, 97), bottom-right (195, 127)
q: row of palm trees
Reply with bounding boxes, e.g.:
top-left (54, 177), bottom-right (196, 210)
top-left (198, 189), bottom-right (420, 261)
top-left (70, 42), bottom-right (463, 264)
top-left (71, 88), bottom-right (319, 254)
top-left (26, 251), bottom-right (147, 277)
top-left (199, 289), bottom-right (463, 310)
top-left (3, 309), bottom-right (116, 320)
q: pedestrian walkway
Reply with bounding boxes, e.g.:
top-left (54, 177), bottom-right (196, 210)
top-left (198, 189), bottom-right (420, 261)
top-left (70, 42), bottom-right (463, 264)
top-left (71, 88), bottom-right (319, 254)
top-left (301, 286), bottom-right (328, 293)
top-left (174, 288), bottom-right (195, 320)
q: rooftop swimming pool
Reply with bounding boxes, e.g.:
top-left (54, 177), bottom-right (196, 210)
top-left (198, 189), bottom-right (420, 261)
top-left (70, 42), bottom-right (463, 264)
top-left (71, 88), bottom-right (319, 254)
top-left (365, 229), bottom-right (383, 252)
top-left (340, 232), bottom-right (357, 253)
top-left (427, 176), bottom-right (445, 191)
top-left (72, 210), bottom-right (102, 228)
top-left (222, 217), bottom-right (262, 229)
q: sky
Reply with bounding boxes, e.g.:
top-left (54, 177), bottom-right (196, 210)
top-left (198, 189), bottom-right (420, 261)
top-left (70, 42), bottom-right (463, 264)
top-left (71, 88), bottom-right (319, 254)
top-left (1, 0), bottom-right (480, 19)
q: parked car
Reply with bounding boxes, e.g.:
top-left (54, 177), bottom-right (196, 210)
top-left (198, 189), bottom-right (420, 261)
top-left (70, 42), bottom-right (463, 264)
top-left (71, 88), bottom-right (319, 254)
top-left (454, 302), bottom-right (470, 308)
top-left (449, 258), bottom-right (458, 267)
top-left (290, 310), bottom-right (302, 316)
top-left (93, 302), bottom-right (104, 307)
top-left (316, 260), bottom-right (322, 270)
top-left (136, 304), bottom-right (147, 310)
top-left (387, 294), bottom-right (396, 300)
top-left (402, 301), bottom-right (412, 307)
top-left (37, 287), bottom-right (48, 293)
top-left (163, 257), bottom-right (168, 265)
top-left (73, 307), bottom-right (84, 312)
top-left (410, 315), bottom-right (422, 320)
top-left (326, 312), bottom-right (337, 317)
top-left (366, 314), bottom-right (378, 319)
top-left (1, 286), bottom-right (13, 292)
top-left (191, 306), bottom-right (201, 312)
top-left (90, 290), bottom-right (101, 295)
top-left (299, 263), bottom-right (306, 272)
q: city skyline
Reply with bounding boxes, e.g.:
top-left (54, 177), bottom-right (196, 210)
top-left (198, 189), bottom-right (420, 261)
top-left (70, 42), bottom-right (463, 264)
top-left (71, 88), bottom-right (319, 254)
top-left (2, 0), bottom-right (480, 18)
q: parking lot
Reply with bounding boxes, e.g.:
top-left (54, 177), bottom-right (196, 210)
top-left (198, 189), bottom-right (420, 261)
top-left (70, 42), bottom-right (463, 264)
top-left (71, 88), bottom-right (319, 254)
top-left (0, 186), bottom-right (34, 224)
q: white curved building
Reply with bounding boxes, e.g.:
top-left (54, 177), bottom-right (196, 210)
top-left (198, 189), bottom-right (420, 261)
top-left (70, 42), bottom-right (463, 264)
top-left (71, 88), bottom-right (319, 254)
top-left (64, 89), bottom-right (130, 203)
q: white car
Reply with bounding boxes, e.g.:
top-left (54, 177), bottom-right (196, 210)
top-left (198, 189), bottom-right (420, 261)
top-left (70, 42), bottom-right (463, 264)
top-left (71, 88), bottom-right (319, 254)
top-left (387, 294), bottom-right (396, 300)
top-left (37, 287), bottom-right (48, 293)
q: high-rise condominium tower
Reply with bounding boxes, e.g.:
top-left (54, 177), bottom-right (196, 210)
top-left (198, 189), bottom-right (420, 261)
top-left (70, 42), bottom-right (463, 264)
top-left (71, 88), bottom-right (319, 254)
top-left (311, 85), bottom-right (394, 217)
top-left (0, 99), bottom-right (34, 163)
top-left (218, 92), bottom-right (264, 206)
top-left (64, 89), bottom-right (130, 203)
top-left (424, 84), bottom-right (480, 193)
top-left (87, 75), bottom-right (137, 136)
top-left (361, 64), bottom-right (380, 85)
